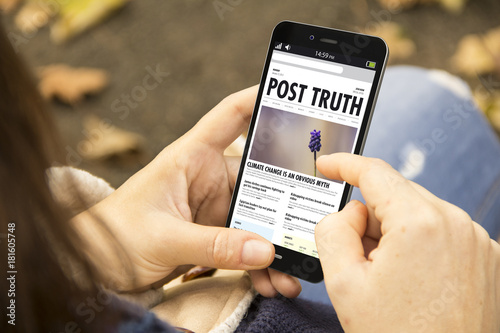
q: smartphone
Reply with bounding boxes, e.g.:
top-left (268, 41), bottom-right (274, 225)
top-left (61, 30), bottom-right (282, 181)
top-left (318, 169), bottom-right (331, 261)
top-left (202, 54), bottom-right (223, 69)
top-left (226, 21), bottom-right (388, 283)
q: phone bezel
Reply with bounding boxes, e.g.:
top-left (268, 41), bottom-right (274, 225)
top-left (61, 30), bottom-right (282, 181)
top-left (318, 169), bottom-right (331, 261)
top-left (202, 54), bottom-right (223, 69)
top-left (226, 21), bottom-right (388, 283)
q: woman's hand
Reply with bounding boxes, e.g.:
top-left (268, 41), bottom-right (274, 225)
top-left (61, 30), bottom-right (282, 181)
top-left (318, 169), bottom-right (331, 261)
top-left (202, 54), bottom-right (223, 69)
top-left (77, 86), bottom-right (300, 297)
top-left (315, 153), bottom-right (500, 332)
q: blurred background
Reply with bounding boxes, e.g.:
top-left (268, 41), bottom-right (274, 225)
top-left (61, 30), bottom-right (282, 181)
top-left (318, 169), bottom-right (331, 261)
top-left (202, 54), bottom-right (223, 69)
top-left (1, 0), bottom-right (499, 187)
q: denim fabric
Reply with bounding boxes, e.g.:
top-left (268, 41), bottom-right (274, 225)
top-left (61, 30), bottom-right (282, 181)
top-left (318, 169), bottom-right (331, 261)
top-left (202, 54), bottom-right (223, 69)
top-left (300, 65), bottom-right (500, 305)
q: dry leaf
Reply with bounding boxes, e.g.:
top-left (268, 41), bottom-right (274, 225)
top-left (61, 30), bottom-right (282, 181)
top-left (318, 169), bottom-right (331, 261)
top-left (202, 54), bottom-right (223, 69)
top-left (487, 98), bottom-right (500, 132)
top-left (437, 0), bottom-right (467, 13)
top-left (473, 88), bottom-right (500, 131)
top-left (377, 0), bottom-right (467, 13)
top-left (483, 26), bottom-right (500, 73)
top-left (0, 0), bottom-right (22, 13)
top-left (451, 26), bottom-right (500, 77)
top-left (451, 34), bottom-right (496, 76)
top-left (376, 0), bottom-right (420, 11)
top-left (80, 115), bottom-right (144, 160)
top-left (363, 22), bottom-right (415, 61)
top-left (37, 64), bottom-right (109, 105)
top-left (15, 1), bottom-right (55, 35)
top-left (50, 0), bottom-right (127, 44)
top-left (473, 88), bottom-right (491, 115)
top-left (11, 0), bottom-right (128, 44)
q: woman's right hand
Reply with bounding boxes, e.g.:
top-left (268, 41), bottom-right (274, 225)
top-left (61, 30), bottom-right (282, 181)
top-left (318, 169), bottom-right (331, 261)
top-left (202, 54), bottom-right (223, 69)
top-left (315, 153), bottom-right (500, 332)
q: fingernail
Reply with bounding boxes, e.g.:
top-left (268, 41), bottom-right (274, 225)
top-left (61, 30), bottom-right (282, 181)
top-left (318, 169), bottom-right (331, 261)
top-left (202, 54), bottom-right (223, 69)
top-left (344, 200), bottom-right (360, 210)
top-left (242, 240), bottom-right (272, 266)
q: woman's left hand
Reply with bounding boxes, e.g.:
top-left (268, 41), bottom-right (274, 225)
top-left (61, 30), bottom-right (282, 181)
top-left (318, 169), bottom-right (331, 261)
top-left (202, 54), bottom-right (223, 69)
top-left (79, 86), bottom-right (301, 298)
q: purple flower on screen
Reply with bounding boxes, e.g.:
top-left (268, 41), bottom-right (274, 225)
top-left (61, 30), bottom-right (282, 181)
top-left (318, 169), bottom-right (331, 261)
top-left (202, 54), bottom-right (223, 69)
top-left (308, 129), bottom-right (321, 177)
top-left (308, 129), bottom-right (322, 153)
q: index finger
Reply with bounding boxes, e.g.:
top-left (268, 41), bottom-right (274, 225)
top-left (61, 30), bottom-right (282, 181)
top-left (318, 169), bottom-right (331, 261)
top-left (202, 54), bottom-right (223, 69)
top-left (316, 153), bottom-right (421, 224)
top-left (189, 85), bottom-right (258, 151)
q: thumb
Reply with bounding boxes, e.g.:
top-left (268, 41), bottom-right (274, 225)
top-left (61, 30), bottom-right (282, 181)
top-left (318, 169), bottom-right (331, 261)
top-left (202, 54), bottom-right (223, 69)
top-left (168, 222), bottom-right (275, 270)
top-left (315, 200), bottom-right (368, 279)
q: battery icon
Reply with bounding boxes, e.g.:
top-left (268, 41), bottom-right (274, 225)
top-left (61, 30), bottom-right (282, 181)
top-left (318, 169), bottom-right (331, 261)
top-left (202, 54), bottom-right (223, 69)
top-left (366, 61), bottom-right (376, 69)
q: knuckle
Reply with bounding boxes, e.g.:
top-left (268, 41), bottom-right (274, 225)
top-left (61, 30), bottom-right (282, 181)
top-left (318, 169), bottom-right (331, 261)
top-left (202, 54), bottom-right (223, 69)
top-left (410, 204), bottom-right (443, 235)
top-left (447, 207), bottom-right (472, 229)
top-left (209, 230), bottom-right (234, 267)
top-left (324, 272), bottom-right (353, 298)
top-left (438, 203), bottom-right (474, 236)
top-left (221, 92), bottom-right (245, 116)
top-left (363, 158), bottom-right (405, 188)
top-left (315, 217), bottom-right (329, 235)
top-left (367, 158), bottom-right (397, 179)
top-left (492, 238), bottom-right (500, 258)
top-left (219, 97), bottom-right (249, 128)
top-left (368, 157), bottom-right (391, 170)
top-left (472, 222), bottom-right (493, 249)
top-left (315, 216), bottom-right (338, 244)
top-left (412, 202), bottom-right (477, 242)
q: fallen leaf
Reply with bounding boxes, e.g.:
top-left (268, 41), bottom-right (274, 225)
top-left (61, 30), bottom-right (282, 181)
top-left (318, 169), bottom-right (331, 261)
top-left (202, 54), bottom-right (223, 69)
top-left (363, 22), bottom-right (415, 61)
top-left (50, 0), bottom-right (128, 44)
top-left (80, 115), bottom-right (144, 160)
top-left (487, 98), bottom-right (500, 132)
top-left (483, 26), bottom-right (500, 76)
top-left (436, 0), bottom-right (467, 12)
top-left (473, 88), bottom-right (500, 132)
top-left (451, 34), bottom-right (495, 77)
top-left (37, 64), bottom-right (109, 105)
top-left (473, 88), bottom-right (491, 114)
top-left (451, 26), bottom-right (500, 77)
top-left (15, 1), bottom-right (55, 35)
top-left (377, 0), bottom-right (467, 13)
top-left (0, 0), bottom-right (22, 13)
top-left (376, 0), bottom-right (420, 11)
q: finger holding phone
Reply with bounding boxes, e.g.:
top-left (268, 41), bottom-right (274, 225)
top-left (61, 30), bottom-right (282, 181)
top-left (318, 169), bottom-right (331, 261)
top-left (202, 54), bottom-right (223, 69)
top-left (76, 86), bottom-right (301, 298)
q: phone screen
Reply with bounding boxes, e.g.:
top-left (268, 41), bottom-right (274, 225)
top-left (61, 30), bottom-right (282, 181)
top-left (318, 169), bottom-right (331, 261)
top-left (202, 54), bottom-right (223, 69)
top-left (226, 22), bottom-right (387, 282)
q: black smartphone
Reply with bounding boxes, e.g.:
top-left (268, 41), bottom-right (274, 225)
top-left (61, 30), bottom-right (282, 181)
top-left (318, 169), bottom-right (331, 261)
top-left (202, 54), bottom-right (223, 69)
top-left (226, 21), bottom-right (388, 283)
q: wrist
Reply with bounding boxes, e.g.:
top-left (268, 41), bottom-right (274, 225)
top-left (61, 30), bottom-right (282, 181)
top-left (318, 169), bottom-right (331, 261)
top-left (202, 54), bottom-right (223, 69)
top-left (70, 207), bottom-right (135, 291)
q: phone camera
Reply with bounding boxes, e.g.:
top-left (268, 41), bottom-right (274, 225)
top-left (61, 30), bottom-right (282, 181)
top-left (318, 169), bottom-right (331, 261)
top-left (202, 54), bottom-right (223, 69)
top-left (309, 35), bottom-right (315, 40)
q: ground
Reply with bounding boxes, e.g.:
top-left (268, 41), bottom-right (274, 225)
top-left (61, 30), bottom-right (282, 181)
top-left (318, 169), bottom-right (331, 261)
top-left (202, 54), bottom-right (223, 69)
top-left (2, 0), bottom-right (500, 187)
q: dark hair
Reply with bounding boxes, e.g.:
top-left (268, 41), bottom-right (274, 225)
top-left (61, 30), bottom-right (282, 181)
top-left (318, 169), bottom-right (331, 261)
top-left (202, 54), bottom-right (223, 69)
top-left (0, 20), bottom-right (121, 332)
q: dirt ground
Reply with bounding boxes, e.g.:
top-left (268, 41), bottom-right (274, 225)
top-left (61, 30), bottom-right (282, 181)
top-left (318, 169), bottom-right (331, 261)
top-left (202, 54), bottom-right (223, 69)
top-left (3, 0), bottom-right (500, 187)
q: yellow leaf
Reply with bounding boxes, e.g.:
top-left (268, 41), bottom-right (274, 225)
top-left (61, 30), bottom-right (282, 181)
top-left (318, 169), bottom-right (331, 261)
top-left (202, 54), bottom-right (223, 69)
top-left (0, 0), bottom-right (22, 13)
top-left (50, 0), bottom-right (128, 44)
top-left (377, 0), bottom-right (467, 13)
top-left (473, 87), bottom-right (500, 132)
top-left (451, 34), bottom-right (496, 77)
top-left (80, 115), bottom-right (144, 160)
top-left (37, 64), bottom-right (109, 105)
top-left (487, 98), bottom-right (500, 132)
top-left (437, 0), bottom-right (467, 13)
top-left (15, 1), bottom-right (55, 35)
top-left (483, 26), bottom-right (500, 70)
top-left (376, 0), bottom-right (420, 11)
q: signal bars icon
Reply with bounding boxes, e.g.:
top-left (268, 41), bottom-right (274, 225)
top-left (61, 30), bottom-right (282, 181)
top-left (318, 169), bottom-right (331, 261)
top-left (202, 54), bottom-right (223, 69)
top-left (275, 43), bottom-right (291, 51)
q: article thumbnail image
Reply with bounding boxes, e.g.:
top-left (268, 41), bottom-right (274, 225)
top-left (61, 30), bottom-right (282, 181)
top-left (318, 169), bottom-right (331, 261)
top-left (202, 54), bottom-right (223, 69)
top-left (249, 106), bottom-right (357, 180)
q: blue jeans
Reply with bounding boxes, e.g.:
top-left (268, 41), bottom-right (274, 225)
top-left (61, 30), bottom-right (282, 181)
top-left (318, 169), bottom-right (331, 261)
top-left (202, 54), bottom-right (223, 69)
top-left (300, 66), bottom-right (500, 305)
